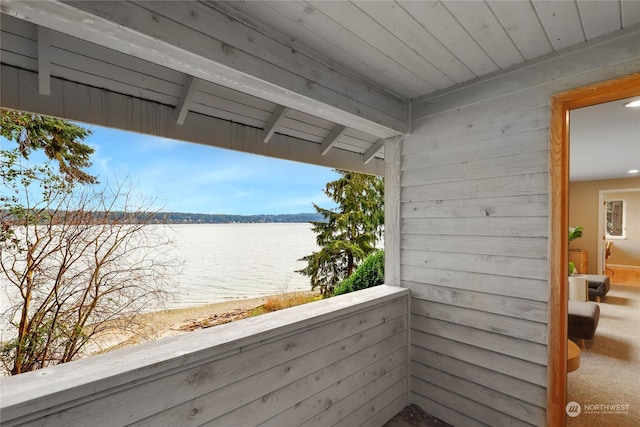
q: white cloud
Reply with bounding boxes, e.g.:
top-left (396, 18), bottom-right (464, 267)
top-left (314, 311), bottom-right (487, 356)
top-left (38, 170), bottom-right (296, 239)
top-left (97, 156), bottom-right (113, 174)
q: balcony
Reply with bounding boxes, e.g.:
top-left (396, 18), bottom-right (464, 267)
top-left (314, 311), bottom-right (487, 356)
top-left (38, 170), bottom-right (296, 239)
top-left (0, 285), bottom-right (409, 426)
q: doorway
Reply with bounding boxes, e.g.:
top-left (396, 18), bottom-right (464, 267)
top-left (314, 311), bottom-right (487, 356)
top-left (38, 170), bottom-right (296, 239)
top-left (549, 73), bottom-right (640, 426)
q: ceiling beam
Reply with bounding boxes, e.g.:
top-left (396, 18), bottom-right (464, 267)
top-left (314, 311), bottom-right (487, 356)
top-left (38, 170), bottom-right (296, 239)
top-left (320, 125), bottom-right (347, 156)
top-left (0, 65), bottom-right (385, 176)
top-left (363, 138), bottom-right (385, 165)
top-left (37, 26), bottom-right (52, 96)
top-left (175, 75), bottom-right (199, 125)
top-left (2, 0), bottom-right (405, 139)
top-left (262, 105), bottom-right (289, 143)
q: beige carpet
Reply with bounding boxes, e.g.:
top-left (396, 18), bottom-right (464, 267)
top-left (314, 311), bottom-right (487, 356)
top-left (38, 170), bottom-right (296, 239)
top-left (567, 283), bottom-right (640, 426)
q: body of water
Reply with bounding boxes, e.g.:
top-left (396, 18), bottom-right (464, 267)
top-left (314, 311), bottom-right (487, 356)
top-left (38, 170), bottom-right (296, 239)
top-left (163, 223), bottom-right (318, 308)
top-left (0, 223), bottom-right (319, 322)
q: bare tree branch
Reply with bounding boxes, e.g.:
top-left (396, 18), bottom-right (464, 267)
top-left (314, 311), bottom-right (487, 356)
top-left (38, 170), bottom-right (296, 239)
top-left (1, 151), bottom-right (181, 374)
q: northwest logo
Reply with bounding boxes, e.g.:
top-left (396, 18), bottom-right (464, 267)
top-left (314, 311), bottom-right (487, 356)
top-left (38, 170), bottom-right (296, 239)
top-left (566, 401), bottom-right (582, 417)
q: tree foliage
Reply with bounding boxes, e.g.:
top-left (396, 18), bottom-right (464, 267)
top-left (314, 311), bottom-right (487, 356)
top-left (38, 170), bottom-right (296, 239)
top-left (0, 108), bottom-right (97, 184)
top-left (333, 250), bottom-right (385, 296)
top-left (0, 150), bottom-right (178, 375)
top-left (0, 112), bottom-right (178, 375)
top-left (297, 170), bottom-right (384, 296)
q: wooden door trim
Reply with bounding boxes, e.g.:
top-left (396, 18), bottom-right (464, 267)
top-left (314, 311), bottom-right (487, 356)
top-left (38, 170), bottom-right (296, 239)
top-left (548, 72), bottom-right (640, 426)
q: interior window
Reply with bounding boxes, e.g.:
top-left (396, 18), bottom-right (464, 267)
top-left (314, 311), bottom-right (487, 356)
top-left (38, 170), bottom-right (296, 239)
top-left (606, 199), bottom-right (626, 238)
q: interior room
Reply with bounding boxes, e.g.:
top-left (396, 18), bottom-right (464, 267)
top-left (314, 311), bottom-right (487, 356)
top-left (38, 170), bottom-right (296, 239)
top-left (567, 96), bottom-right (640, 427)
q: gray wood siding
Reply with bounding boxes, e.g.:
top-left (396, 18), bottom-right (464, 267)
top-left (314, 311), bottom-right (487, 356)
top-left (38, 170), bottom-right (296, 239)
top-left (222, 1), bottom-right (640, 100)
top-left (404, 28), bottom-right (640, 426)
top-left (0, 64), bottom-right (385, 176)
top-left (1, 2), bottom-right (405, 137)
top-left (0, 286), bottom-right (408, 427)
top-left (0, 13), bottom-right (383, 161)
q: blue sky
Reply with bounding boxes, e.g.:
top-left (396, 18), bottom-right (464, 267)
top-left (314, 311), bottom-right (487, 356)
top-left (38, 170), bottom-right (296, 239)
top-left (3, 123), bottom-right (340, 215)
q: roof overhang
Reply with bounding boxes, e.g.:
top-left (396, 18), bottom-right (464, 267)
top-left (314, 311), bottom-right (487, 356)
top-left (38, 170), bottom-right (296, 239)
top-left (1, 0), bottom-right (406, 139)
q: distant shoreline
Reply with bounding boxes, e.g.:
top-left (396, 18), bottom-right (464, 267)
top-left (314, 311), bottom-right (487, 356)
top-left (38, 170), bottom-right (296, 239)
top-left (151, 212), bottom-right (324, 224)
top-left (0, 211), bottom-right (325, 226)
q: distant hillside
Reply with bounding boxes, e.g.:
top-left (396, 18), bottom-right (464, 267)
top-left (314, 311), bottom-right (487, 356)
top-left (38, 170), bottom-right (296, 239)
top-left (0, 210), bottom-right (325, 225)
top-left (154, 212), bottom-right (324, 224)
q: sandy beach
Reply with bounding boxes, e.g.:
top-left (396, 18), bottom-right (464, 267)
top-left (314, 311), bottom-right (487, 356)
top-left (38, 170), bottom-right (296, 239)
top-left (89, 292), bottom-right (317, 355)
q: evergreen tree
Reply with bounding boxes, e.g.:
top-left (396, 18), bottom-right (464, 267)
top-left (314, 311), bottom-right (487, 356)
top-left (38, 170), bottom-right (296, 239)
top-left (333, 250), bottom-right (385, 296)
top-left (298, 170), bottom-right (384, 296)
top-left (0, 108), bottom-right (96, 184)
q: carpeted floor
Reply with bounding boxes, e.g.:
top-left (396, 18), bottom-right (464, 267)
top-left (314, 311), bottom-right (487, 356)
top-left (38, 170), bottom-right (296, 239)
top-left (567, 283), bottom-right (640, 426)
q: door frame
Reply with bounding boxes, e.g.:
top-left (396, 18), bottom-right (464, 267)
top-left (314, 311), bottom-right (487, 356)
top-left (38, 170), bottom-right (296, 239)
top-left (548, 72), bottom-right (640, 426)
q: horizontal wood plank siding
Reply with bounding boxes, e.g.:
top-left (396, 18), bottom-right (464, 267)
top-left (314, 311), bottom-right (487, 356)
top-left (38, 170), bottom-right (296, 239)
top-left (403, 103), bottom-right (551, 423)
top-left (403, 28), bottom-right (640, 426)
top-left (412, 362), bottom-right (545, 424)
top-left (0, 286), bottom-right (409, 427)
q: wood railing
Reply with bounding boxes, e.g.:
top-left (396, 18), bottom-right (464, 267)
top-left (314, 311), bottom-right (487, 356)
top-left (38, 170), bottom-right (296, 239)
top-left (0, 285), bottom-right (409, 427)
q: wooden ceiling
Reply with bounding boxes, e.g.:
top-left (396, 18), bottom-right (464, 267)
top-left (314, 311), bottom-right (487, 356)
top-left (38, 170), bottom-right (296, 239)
top-left (1, 1), bottom-right (639, 169)
top-left (221, 1), bottom-right (640, 100)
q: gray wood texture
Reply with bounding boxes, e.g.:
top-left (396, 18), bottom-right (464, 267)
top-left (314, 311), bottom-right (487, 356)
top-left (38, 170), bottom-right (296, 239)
top-left (1, 0), bottom-right (405, 138)
top-left (0, 13), bottom-right (386, 166)
top-left (221, 0), bottom-right (639, 101)
top-left (385, 137), bottom-right (402, 288)
top-left (0, 65), bottom-right (385, 177)
top-left (3, 3), bottom-right (640, 426)
top-left (3, 0), bottom-right (639, 150)
top-left (175, 75), bottom-right (200, 125)
top-left (0, 286), bottom-right (408, 427)
top-left (262, 105), bottom-right (290, 143)
top-left (403, 27), bottom-right (640, 427)
top-left (36, 26), bottom-right (51, 95)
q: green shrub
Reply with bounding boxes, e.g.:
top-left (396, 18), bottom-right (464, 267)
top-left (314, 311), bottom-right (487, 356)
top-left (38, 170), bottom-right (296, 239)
top-left (333, 250), bottom-right (384, 296)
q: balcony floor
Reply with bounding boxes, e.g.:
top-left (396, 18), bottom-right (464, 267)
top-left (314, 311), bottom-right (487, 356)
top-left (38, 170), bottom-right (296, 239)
top-left (385, 405), bottom-right (452, 427)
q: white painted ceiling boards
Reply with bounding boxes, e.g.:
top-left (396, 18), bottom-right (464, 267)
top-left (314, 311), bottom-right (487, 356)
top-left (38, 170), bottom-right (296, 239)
top-left (1, 1), bottom-right (639, 175)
